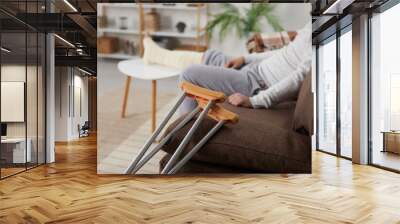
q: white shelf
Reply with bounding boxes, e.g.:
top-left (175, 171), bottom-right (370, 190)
top-left (100, 3), bottom-right (205, 11)
top-left (98, 28), bottom-right (140, 35)
top-left (98, 53), bottom-right (139, 60)
top-left (150, 30), bottom-right (204, 38)
top-left (98, 28), bottom-right (205, 39)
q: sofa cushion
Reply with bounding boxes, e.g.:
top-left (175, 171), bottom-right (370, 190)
top-left (159, 153), bottom-right (248, 174)
top-left (293, 72), bottom-right (313, 136)
top-left (161, 102), bottom-right (311, 173)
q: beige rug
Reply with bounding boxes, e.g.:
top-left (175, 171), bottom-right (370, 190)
top-left (98, 85), bottom-right (179, 174)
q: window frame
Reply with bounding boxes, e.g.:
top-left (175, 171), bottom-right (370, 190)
top-left (315, 24), bottom-right (353, 161)
top-left (0, 1), bottom-right (48, 180)
top-left (367, 0), bottom-right (400, 173)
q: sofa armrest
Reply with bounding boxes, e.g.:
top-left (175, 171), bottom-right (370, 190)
top-left (292, 72), bottom-right (313, 136)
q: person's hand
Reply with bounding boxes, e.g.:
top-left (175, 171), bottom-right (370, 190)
top-left (228, 93), bottom-right (253, 108)
top-left (225, 56), bottom-right (245, 69)
top-left (247, 33), bottom-right (265, 53)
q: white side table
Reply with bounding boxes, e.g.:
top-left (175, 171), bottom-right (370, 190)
top-left (118, 59), bottom-right (181, 132)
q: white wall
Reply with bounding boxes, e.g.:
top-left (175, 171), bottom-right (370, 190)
top-left (1, 66), bottom-right (26, 136)
top-left (72, 74), bottom-right (89, 138)
top-left (1, 64), bottom-right (46, 164)
top-left (55, 67), bottom-right (69, 141)
top-left (1, 65), bottom-right (38, 138)
top-left (54, 67), bottom-right (89, 141)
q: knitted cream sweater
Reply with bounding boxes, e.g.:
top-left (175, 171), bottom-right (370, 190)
top-left (244, 23), bottom-right (312, 108)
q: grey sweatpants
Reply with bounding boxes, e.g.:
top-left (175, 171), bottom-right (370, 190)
top-left (179, 49), bottom-right (266, 114)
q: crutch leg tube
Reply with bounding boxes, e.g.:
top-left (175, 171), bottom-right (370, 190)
top-left (167, 101), bottom-right (239, 174)
top-left (161, 100), bottom-right (214, 174)
top-left (131, 107), bottom-right (200, 174)
top-left (125, 92), bottom-right (186, 174)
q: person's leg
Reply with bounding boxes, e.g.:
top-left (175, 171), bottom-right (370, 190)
top-left (143, 37), bottom-right (203, 69)
top-left (201, 49), bottom-right (230, 67)
top-left (178, 65), bottom-right (254, 114)
top-left (143, 37), bottom-right (235, 69)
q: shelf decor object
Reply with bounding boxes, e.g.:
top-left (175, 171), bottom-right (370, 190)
top-left (97, 36), bottom-right (119, 54)
top-left (97, 3), bottom-right (209, 60)
top-left (119, 16), bottom-right (128, 30)
top-left (176, 22), bottom-right (186, 33)
top-left (144, 9), bottom-right (160, 32)
top-left (98, 16), bottom-right (108, 28)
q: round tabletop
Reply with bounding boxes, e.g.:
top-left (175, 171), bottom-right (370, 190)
top-left (118, 58), bottom-right (181, 80)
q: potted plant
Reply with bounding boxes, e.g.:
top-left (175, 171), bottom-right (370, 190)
top-left (206, 3), bottom-right (283, 40)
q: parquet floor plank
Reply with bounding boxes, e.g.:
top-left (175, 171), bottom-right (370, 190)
top-left (0, 135), bottom-right (399, 223)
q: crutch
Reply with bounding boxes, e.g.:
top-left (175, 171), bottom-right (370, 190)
top-left (125, 81), bottom-right (238, 174)
top-left (166, 99), bottom-right (238, 174)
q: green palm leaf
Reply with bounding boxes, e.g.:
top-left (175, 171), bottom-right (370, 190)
top-left (206, 3), bottom-right (242, 40)
top-left (206, 3), bottom-right (283, 41)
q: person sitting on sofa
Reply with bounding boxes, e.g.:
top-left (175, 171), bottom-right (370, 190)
top-left (142, 23), bottom-right (311, 114)
top-left (246, 30), bottom-right (297, 53)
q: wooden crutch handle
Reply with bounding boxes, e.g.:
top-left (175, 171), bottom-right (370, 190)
top-left (180, 81), bottom-right (226, 103)
top-left (197, 98), bottom-right (239, 123)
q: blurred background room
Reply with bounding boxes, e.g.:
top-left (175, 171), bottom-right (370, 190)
top-left (97, 3), bottom-right (311, 174)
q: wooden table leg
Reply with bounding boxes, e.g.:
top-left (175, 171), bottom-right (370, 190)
top-left (121, 76), bottom-right (132, 118)
top-left (151, 80), bottom-right (157, 133)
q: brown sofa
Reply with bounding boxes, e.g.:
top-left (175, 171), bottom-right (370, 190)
top-left (160, 73), bottom-right (313, 173)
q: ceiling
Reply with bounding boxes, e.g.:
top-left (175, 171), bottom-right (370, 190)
top-left (0, 0), bottom-right (97, 74)
top-left (1, 0), bottom-right (395, 75)
top-left (311, 0), bottom-right (391, 43)
top-left (1, 31), bottom-right (45, 65)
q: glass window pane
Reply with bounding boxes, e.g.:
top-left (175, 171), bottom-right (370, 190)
top-left (340, 30), bottom-right (352, 158)
top-left (0, 0), bottom-right (46, 179)
top-left (371, 3), bottom-right (400, 171)
top-left (1, 31), bottom-right (28, 177)
top-left (38, 33), bottom-right (46, 165)
top-left (26, 0), bottom-right (40, 169)
top-left (318, 37), bottom-right (337, 154)
top-left (27, 31), bottom-right (38, 169)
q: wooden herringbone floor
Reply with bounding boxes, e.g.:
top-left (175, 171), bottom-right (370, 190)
top-left (0, 135), bottom-right (400, 224)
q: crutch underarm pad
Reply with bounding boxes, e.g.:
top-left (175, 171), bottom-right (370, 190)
top-left (197, 99), bottom-right (239, 123)
top-left (180, 81), bottom-right (226, 103)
